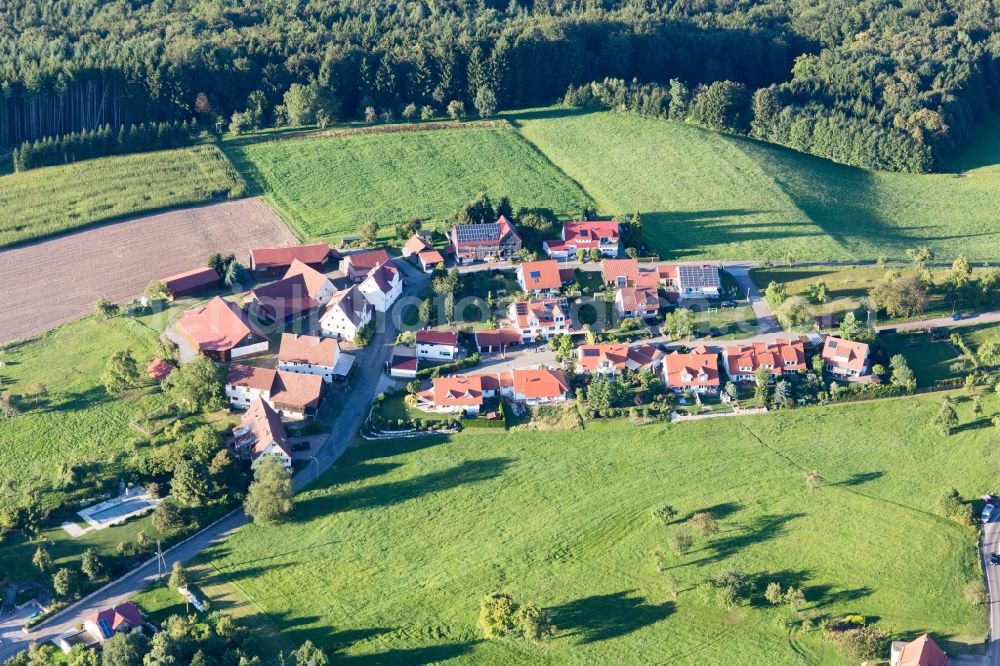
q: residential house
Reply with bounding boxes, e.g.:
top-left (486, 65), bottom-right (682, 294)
top-left (576, 344), bottom-right (630, 376)
top-left (389, 346), bottom-right (418, 379)
top-left (615, 286), bottom-right (660, 319)
top-left (402, 234), bottom-right (431, 257)
top-left (474, 328), bottom-right (523, 353)
top-left (233, 397), bottom-right (292, 468)
top-left (84, 603), bottom-right (145, 645)
top-left (225, 364), bottom-right (324, 420)
top-left (449, 216), bottom-right (522, 264)
top-left (319, 285), bottom-right (373, 340)
top-left (543, 220), bottom-right (620, 259)
top-left (674, 264), bottom-right (722, 300)
top-left (358, 262), bottom-right (402, 312)
top-left (415, 330), bottom-right (460, 360)
top-left (343, 249), bottom-right (390, 282)
top-left (243, 260), bottom-right (336, 324)
top-left (603, 258), bottom-right (640, 287)
top-left (664, 346), bottom-right (720, 394)
top-left (626, 344), bottom-right (666, 372)
top-left (416, 249), bottom-right (445, 272)
top-left (516, 259), bottom-right (563, 295)
top-left (821, 336), bottom-right (870, 377)
top-left (722, 339), bottom-right (806, 382)
top-left (508, 298), bottom-right (571, 341)
top-left (415, 367), bottom-right (568, 413)
top-left (160, 266), bottom-right (219, 300)
top-left (890, 634), bottom-right (947, 666)
top-left (278, 333), bottom-right (353, 382)
top-left (175, 296), bottom-right (269, 362)
top-left (250, 243), bottom-right (335, 278)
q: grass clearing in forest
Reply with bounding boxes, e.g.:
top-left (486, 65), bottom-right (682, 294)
top-left (226, 124), bottom-right (592, 242)
top-left (512, 109), bottom-right (1000, 262)
top-left (195, 397), bottom-right (994, 664)
top-left (0, 145), bottom-right (247, 248)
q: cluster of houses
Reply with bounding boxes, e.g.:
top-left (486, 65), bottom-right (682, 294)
top-left (415, 334), bottom-right (872, 414)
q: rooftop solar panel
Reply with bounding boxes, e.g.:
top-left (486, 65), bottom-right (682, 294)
top-left (98, 617), bottom-right (113, 638)
top-left (454, 223), bottom-right (500, 243)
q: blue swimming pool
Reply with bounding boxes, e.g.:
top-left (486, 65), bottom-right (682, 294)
top-left (88, 497), bottom-right (157, 523)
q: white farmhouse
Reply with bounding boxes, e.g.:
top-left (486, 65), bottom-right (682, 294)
top-left (415, 330), bottom-right (459, 361)
top-left (358, 262), bottom-right (403, 312)
top-left (320, 285), bottom-right (373, 340)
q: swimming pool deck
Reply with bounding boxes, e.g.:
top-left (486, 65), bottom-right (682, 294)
top-left (62, 487), bottom-right (162, 537)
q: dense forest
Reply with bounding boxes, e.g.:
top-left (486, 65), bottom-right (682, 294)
top-left (1, 0), bottom-right (999, 172)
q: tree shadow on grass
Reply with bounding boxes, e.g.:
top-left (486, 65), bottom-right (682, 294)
top-left (830, 471), bottom-right (885, 488)
top-left (802, 584), bottom-right (873, 609)
top-left (339, 641), bottom-right (480, 665)
top-left (677, 512), bottom-right (806, 570)
top-left (550, 591), bottom-right (674, 644)
top-left (291, 457), bottom-right (513, 520)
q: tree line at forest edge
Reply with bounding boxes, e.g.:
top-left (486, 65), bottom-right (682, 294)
top-left (4, 0), bottom-right (1000, 172)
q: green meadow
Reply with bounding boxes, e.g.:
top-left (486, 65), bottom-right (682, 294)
top-left (512, 109), bottom-right (1000, 262)
top-left (226, 125), bottom-right (592, 242)
top-left (188, 396), bottom-right (994, 664)
top-left (0, 145), bottom-right (246, 248)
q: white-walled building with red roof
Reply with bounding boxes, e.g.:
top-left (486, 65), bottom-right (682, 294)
top-left (508, 298), bottom-right (571, 341)
top-left (543, 220), bottom-right (620, 259)
top-left (358, 261), bottom-right (402, 312)
top-left (516, 259), bottom-right (563, 296)
top-left (722, 339), bottom-right (806, 382)
top-left (415, 330), bottom-right (460, 360)
top-left (233, 397), bottom-right (292, 468)
top-left (820, 336), bottom-right (871, 377)
top-left (664, 346), bottom-right (720, 394)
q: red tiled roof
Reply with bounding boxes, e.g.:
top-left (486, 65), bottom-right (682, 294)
top-left (617, 286), bottom-right (659, 313)
top-left (474, 328), bottom-right (522, 348)
top-left (279, 333), bottom-right (339, 367)
top-left (417, 249), bottom-right (445, 268)
top-left (251, 243), bottom-right (332, 270)
top-left (559, 268), bottom-right (577, 284)
top-left (627, 344), bottom-right (666, 368)
top-left (239, 397), bottom-right (289, 461)
top-left (897, 634), bottom-right (948, 666)
top-left (227, 364), bottom-right (277, 391)
top-left (402, 235), bottom-right (431, 255)
top-left (576, 344), bottom-right (629, 372)
top-left (88, 602), bottom-right (144, 634)
top-left (518, 260), bottom-right (562, 291)
top-left (346, 249), bottom-right (390, 272)
top-left (509, 298), bottom-right (570, 329)
top-left (724, 339), bottom-right (806, 377)
top-left (270, 372), bottom-right (323, 411)
top-left (511, 367), bottom-right (569, 399)
top-left (665, 348), bottom-right (720, 389)
top-left (562, 220), bottom-right (619, 244)
top-left (428, 375), bottom-right (488, 407)
top-left (364, 262), bottom-right (400, 294)
top-left (283, 260), bottom-right (332, 298)
top-left (821, 336), bottom-right (870, 372)
top-left (161, 266), bottom-right (219, 295)
top-left (416, 330), bottom-right (459, 346)
top-left (602, 259), bottom-right (640, 284)
top-left (147, 358), bottom-right (175, 381)
top-left (177, 297), bottom-right (268, 353)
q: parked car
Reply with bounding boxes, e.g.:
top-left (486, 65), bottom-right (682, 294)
top-left (951, 312), bottom-right (964, 321)
top-left (721, 300), bottom-right (737, 308)
top-left (982, 503), bottom-right (994, 523)
top-left (991, 553), bottom-right (1000, 565)
top-left (291, 442), bottom-right (311, 452)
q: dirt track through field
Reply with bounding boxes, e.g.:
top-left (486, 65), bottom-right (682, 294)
top-left (0, 198), bottom-right (296, 344)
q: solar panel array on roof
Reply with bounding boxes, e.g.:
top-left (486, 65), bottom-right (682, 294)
top-left (583, 348), bottom-right (600, 356)
top-left (529, 271), bottom-right (540, 280)
top-left (454, 223), bottom-right (500, 243)
top-left (678, 265), bottom-right (721, 288)
top-left (515, 303), bottom-right (528, 314)
top-left (98, 617), bottom-right (113, 638)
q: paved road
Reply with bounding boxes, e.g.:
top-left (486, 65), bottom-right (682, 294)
top-left (0, 262), bottom-right (428, 663)
top-left (875, 310), bottom-right (1000, 333)
top-left (984, 513), bottom-right (1000, 666)
top-left (725, 265), bottom-right (780, 333)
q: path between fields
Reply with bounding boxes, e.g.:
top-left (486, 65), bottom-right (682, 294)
top-left (983, 514), bottom-right (1000, 666)
top-left (0, 261), bottom-right (429, 662)
top-left (0, 198), bottom-right (295, 345)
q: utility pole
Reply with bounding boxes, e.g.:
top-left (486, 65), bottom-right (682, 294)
top-left (156, 541), bottom-right (165, 581)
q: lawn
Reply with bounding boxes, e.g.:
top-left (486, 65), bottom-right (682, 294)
top-left (190, 394), bottom-right (995, 664)
top-left (879, 333), bottom-right (962, 386)
top-left (749, 265), bottom-right (983, 324)
top-left (226, 125), bottom-right (592, 242)
top-left (0, 145), bottom-right (247, 248)
top-left (512, 109), bottom-right (1000, 262)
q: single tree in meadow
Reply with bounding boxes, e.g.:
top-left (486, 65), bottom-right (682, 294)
top-left (102, 350), bottom-right (140, 395)
top-left (244, 456), bottom-right (293, 523)
top-left (33, 544), bottom-right (53, 573)
top-left (931, 398), bottom-right (959, 436)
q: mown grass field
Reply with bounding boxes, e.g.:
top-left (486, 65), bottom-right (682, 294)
top-left (226, 125), bottom-right (592, 242)
top-left (187, 396), bottom-right (995, 664)
top-left (512, 109), bottom-right (1000, 262)
top-left (0, 145), bottom-right (247, 248)
top-left (880, 333), bottom-right (962, 386)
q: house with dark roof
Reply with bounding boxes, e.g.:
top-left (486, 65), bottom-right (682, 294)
top-left (243, 260), bottom-right (336, 324)
top-left (250, 243), bottom-right (335, 278)
top-left (233, 397), bottom-right (292, 468)
top-left (175, 296), bottom-right (269, 362)
top-left (83, 603), bottom-right (145, 645)
top-left (416, 330), bottom-right (460, 360)
top-left (449, 216), bottom-right (522, 264)
top-left (516, 259), bottom-right (563, 295)
top-left (358, 262), bottom-right (402, 312)
top-left (675, 265), bottom-right (722, 300)
top-left (389, 346), bottom-right (418, 378)
top-left (160, 266), bottom-right (219, 300)
top-left (343, 249), bottom-right (391, 282)
top-left (319, 285), bottom-right (372, 340)
top-left (543, 220), bottom-right (620, 259)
